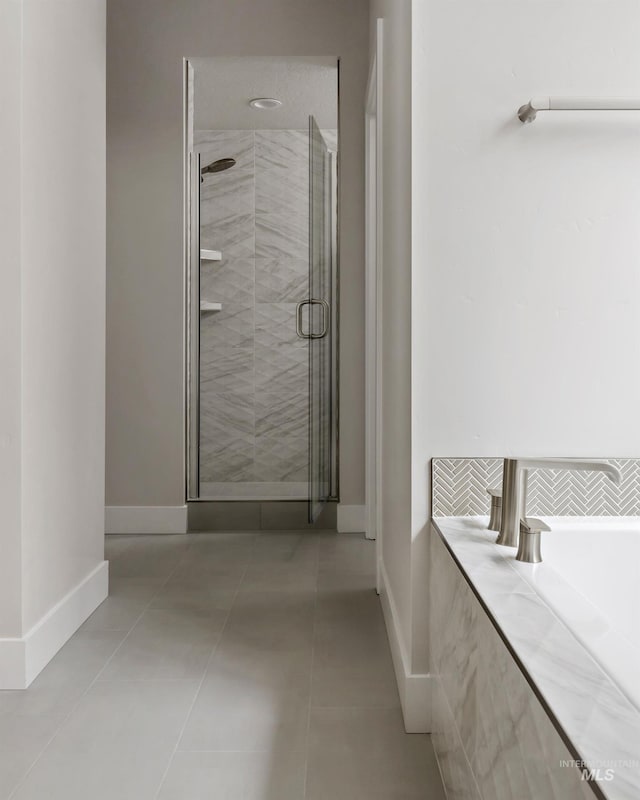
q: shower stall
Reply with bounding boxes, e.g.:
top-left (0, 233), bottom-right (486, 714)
top-left (184, 57), bottom-right (339, 522)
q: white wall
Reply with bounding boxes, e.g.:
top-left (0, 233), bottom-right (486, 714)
top-left (413, 0), bottom-right (640, 472)
top-left (0, 0), bottom-right (107, 684)
top-left (106, 0), bottom-right (369, 510)
top-left (412, 0), bottom-right (640, 530)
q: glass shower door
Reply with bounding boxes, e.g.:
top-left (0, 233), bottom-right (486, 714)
top-left (187, 150), bottom-right (201, 500)
top-left (308, 116), bottom-right (333, 522)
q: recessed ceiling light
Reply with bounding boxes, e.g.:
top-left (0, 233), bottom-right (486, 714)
top-left (249, 97), bottom-right (282, 110)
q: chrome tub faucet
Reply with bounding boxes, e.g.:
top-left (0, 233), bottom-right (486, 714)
top-left (496, 458), bottom-right (622, 553)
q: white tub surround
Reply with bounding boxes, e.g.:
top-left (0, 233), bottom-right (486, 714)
top-left (433, 516), bottom-right (640, 800)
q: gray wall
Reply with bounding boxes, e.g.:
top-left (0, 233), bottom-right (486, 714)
top-left (0, 0), bottom-right (106, 637)
top-left (0, 0), bottom-right (23, 634)
top-left (106, 0), bottom-right (368, 507)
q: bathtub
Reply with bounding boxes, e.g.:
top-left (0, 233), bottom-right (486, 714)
top-left (432, 516), bottom-right (640, 800)
top-left (512, 518), bottom-right (640, 714)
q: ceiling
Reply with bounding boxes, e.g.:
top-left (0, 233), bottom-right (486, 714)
top-left (191, 56), bottom-right (338, 131)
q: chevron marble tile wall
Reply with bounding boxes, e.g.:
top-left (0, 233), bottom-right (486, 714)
top-left (194, 129), bottom-right (336, 491)
top-left (432, 457), bottom-right (640, 517)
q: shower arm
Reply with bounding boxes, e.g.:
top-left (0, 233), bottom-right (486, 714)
top-left (517, 96), bottom-right (640, 124)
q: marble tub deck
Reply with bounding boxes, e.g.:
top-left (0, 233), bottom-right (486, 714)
top-left (433, 517), bottom-right (640, 800)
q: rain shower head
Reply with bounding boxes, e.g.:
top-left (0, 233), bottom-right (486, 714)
top-left (200, 157), bottom-right (236, 181)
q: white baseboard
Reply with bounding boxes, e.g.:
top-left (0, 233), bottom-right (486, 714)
top-left (0, 561), bottom-right (108, 689)
top-left (105, 505), bottom-right (188, 534)
top-left (337, 504), bottom-right (366, 533)
top-left (378, 560), bottom-right (432, 733)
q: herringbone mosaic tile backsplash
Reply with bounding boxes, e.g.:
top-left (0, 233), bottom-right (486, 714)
top-left (432, 458), bottom-right (640, 517)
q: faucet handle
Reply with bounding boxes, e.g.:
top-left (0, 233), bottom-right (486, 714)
top-left (486, 488), bottom-right (502, 532)
top-left (520, 517), bottom-right (551, 535)
top-left (516, 517), bottom-right (551, 563)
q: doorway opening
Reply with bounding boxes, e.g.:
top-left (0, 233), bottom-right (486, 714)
top-left (184, 57), bottom-right (339, 523)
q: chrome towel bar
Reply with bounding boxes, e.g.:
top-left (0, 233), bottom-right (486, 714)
top-left (518, 96), bottom-right (640, 123)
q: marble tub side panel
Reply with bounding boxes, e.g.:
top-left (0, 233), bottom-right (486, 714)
top-left (430, 527), bottom-right (596, 800)
top-left (431, 674), bottom-right (482, 800)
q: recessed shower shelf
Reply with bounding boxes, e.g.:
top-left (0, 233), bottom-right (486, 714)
top-left (200, 301), bottom-right (222, 313)
top-left (200, 249), bottom-right (222, 261)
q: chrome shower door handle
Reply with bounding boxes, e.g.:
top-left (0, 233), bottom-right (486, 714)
top-left (296, 299), bottom-right (330, 339)
top-left (312, 299), bottom-right (330, 339)
top-left (295, 300), bottom-right (309, 338)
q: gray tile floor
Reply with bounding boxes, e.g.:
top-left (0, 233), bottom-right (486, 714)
top-left (1, 532), bottom-right (445, 799)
